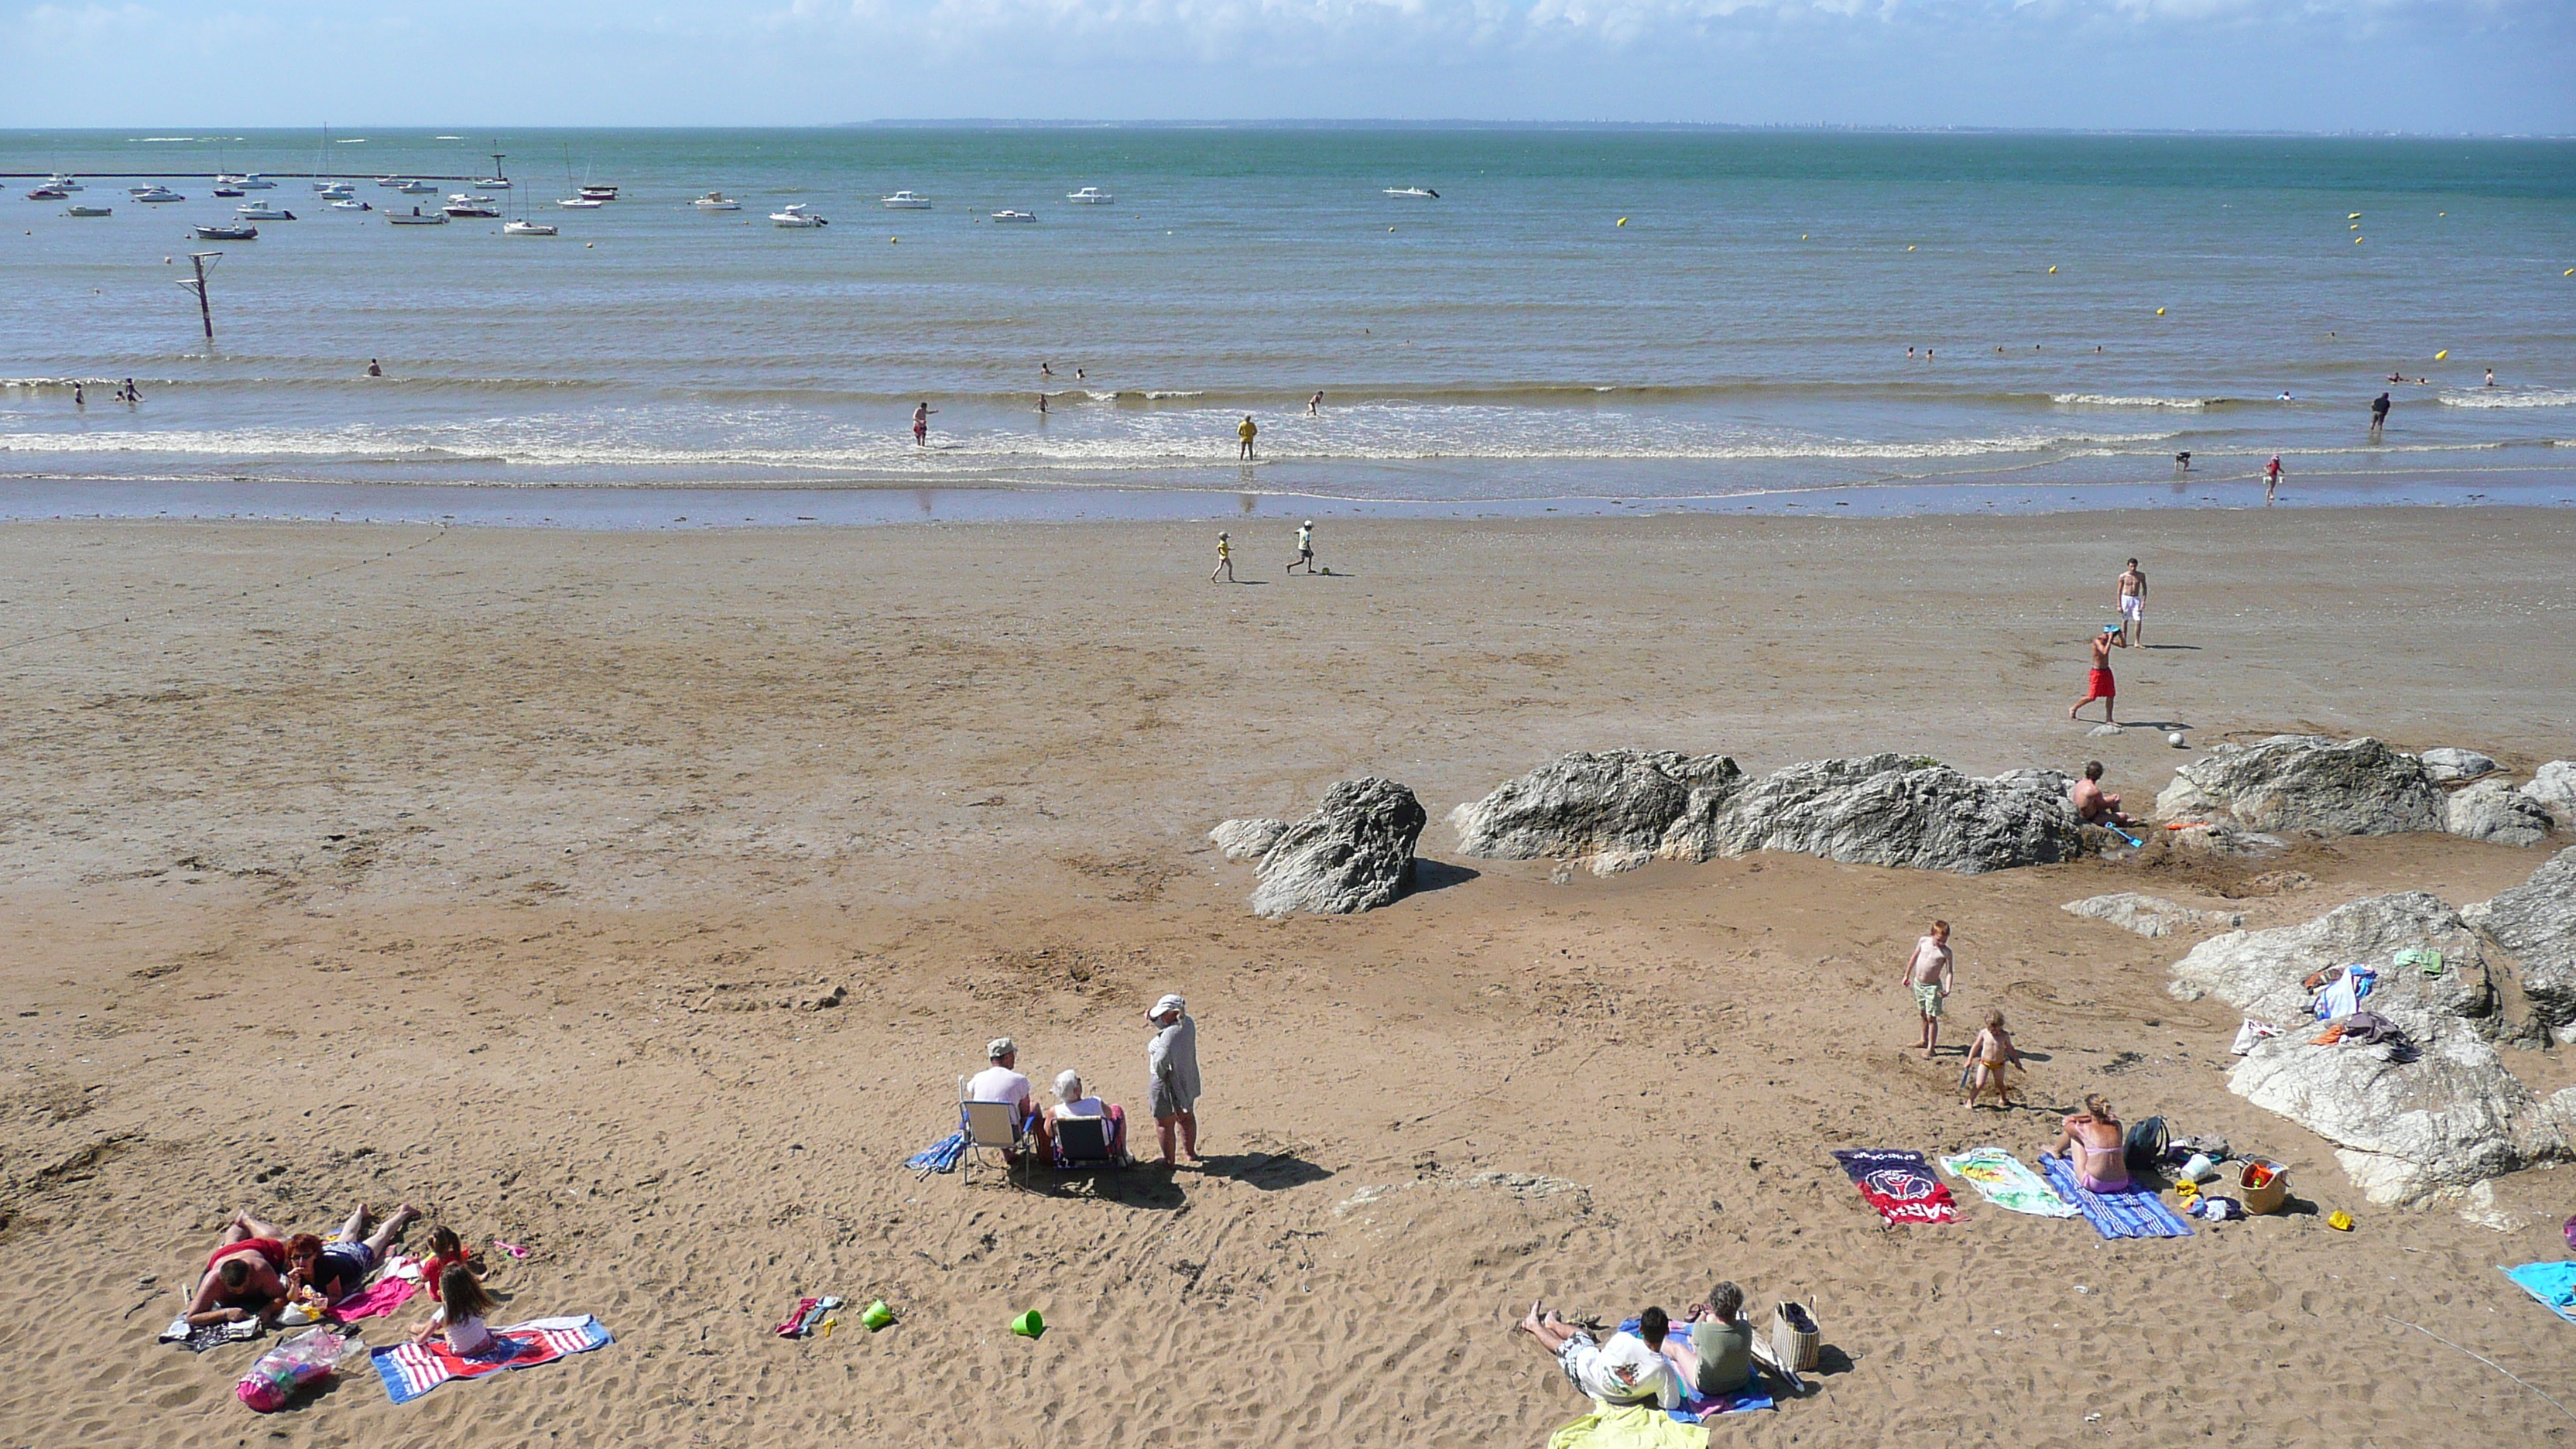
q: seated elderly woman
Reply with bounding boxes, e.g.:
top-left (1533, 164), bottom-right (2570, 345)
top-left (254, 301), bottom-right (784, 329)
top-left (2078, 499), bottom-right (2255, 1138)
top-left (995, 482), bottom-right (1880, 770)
top-left (1048, 1070), bottom-right (1129, 1161)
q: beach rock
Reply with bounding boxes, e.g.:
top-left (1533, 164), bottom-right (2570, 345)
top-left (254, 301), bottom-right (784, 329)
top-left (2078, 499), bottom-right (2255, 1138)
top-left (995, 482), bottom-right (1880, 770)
top-left (2519, 761), bottom-right (2576, 824)
top-left (2153, 735), bottom-right (2441, 838)
top-left (1250, 778), bottom-right (1426, 917)
top-left (1449, 750), bottom-right (1741, 867)
top-left (2444, 779), bottom-right (2553, 848)
top-left (1208, 817), bottom-right (1289, 863)
top-left (2462, 846), bottom-right (2576, 1040)
top-left (2166, 892), bottom-right (2567, 1204)
top-left (2061, 892), bottom-right (2245, 938)
top-left (2087, 723), bottom-right (2123, 738)
top-left (1664, 754), bottom-right (2086, 875)
top-left (2418, 748), bottom-right (2499, 784)
top-left (2163, 823), bottom-right (2288, 861)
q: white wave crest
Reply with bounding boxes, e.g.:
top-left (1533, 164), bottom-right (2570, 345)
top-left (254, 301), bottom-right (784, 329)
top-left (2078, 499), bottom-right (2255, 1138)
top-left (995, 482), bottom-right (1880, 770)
top-left (2437, 387), bottom-right (2576, 410)
top-left (2050, 394), bottom-right (2221, 409)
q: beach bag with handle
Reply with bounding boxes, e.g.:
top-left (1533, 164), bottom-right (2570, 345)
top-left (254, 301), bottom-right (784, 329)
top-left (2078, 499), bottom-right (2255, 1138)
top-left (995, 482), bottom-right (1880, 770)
top-left (1771, 1298), bottom-right (1820, 1373)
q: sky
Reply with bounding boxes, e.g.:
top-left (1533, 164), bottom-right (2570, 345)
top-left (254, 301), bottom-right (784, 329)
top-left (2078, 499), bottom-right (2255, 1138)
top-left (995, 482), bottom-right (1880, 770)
top-left (5, 0), bottom-right (2572, 133)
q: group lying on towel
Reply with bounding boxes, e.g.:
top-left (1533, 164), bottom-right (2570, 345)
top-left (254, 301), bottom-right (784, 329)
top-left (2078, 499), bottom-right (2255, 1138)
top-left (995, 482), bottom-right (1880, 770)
top-left (1519, 1280), bottom-right (1772, 1415)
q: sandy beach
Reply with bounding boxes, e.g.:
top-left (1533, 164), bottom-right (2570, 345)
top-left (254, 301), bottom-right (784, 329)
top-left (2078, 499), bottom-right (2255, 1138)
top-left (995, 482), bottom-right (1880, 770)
top-left (4, 506), bottom-right (2573, 1447)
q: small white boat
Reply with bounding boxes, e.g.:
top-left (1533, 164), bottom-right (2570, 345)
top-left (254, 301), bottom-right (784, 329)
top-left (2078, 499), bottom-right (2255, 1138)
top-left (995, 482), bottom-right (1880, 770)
top-left (329, 198), bottom-right (372, 211)
top-left (317, 182), bottom-right (355, 199)
top-left (693, 191), bottom-right (742, 211)
top-left (132, 185), bottom-right (184, 203)
top-left (235, 201), bottom-right (297, 220)
top-left (880, 190), bottom-right (931, 209)
top-left (376, 176), bottom-right (408, 188)
top-left (557, 196), bottom-right (605, 209)
top-left (446, 193), bottom-right (495, 206)
top-left (397, 180), bottom-right (437, 194)
top-left (578, 183), bottom-right (619, 201)
top-left (476, 177), bottom-right (512, 190)
top-left (387, 207), bottom-right (448, 225)
top-left (503, 218), bottom-right (557, 236)
top-left (769, 204), bottom-right (828, 228)
top-left (991, 210), bottom-right (1036, 223)
top-left (65, 204), bottom-right (112, 217)
top-left (215, 173), bottom-right (250, 188)
top-left (194, 222), bottom-right (258, 240)
top-left (213, 187), bottom-right (245, 198)
top-left (1382, 187), bottom-right (1440, 199)
top-left (1064, 187), bottom-right (1112, 204)
top-left (26, 187), bottom-right (69, 201)
top-left (444, 201), bottom-right (500, 219)
top-left (42, 173), bottom-right (84, 192)
top-left (235, 174), bottom-right (276, 190)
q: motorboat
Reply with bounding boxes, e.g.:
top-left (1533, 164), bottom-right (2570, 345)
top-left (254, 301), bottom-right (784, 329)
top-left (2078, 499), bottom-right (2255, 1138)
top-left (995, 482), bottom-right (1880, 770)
top-left (557, 195), bottom-right (605, 209)
top-left (693, 191), bottom-right (742, 211)
top-left (1382, 187), bottom-right (1440, 199)
top-left (476, 176), bottom-right (512, 189)
top-left (1064, 187), bottom-right (1112, 204)
top-left (880, 190), bottom-right (931, 209)
top-left (329, 198), bottom-right (372, 211)
top-left (578, 183), bottom-right (619, 201)
top-left (769, 204), bottom-right (827, 228)
top-left (991, 210), bottom-right (1036, 223)
top-left (397, 180), bottom-right (437, 194)
top-left (388, 207), bottom-right (448, 225)
top-left (42, 173), bottom-right (83, 191)
top-left (444, 200), bottom-right (501, 218)
top-left (235, 201), bottom-right (297, 220)
top-left (65, 204), bottom-right (112, 217)
top-left (447, 193), bottom-right (496, 205)
top-left (26, 187), bottom-right (69, 201)
top-left (213, 187), bottom-right (245, 198)
top-left (376, 176), bottom-right (408, 188)
top-left (194, 223), bottom-right (258, 240)
top-left (317, 182), bottom-right (356, 199)
top-left (235, 174), bottom-right (276, 190)
top-left (503, 218), bottom-right (557, 236)
top-left (132, 185), bottom-right (185, 203)
top-left (214, 173), bottom-right (251, 189)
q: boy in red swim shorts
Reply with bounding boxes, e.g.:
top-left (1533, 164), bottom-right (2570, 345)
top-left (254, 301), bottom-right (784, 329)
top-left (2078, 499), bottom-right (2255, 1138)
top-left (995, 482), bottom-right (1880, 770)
top-left (2069, 625), bottom-right (2129, 724)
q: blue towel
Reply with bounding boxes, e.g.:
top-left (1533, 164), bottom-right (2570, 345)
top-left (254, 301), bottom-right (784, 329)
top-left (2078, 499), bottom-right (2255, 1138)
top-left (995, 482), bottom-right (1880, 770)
top-left (1612, 1318), bottom-right (1777, 1420)
top-left (906, 1130), bottom-right (967, 1177)
top-left (2038, 1153), bottom-right (2194, 1239)
top-left (2501, 1262), bottom-right (2576, 1324)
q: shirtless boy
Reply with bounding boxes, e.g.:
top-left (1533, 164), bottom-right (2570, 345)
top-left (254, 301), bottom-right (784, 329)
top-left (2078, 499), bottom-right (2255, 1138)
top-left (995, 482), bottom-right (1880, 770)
top-left (1962, 1009), bottom-right (2024, 1110)
top-left (2069, 626), bottom-right (2130, 724)
top-left (2070, 760), bottom-right (2131, 827)
top-left (1901, 920), bottom-right (1954, 1059)
top-left (2114, 558), bottom-right (2146, 645)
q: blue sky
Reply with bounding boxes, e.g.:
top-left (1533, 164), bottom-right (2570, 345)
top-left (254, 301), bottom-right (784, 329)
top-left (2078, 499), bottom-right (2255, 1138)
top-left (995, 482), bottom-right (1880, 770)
top-left (5, 0), bottom-right (2571, 132)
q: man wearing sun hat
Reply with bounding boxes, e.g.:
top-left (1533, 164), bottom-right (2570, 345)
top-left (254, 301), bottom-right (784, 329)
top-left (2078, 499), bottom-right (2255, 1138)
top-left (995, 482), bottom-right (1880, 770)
top-left (1144, 994), bottom-right (1203, 1167)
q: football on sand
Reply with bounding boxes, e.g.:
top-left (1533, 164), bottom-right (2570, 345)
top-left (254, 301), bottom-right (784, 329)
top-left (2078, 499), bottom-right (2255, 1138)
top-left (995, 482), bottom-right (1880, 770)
top-left (2168, 731), bottom-right (2187, 748)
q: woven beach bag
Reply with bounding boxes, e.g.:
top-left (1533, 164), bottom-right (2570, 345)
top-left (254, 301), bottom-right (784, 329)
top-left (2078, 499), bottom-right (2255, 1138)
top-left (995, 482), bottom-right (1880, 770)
top-left (1771, 1299), bottom-right (1821, 1372)
top-left (2239, 1160), bottom-right (2290, 1216)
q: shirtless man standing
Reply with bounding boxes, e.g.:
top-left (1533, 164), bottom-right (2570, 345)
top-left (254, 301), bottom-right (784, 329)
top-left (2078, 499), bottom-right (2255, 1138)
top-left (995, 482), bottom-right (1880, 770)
top-left (2114, 557), bottom-right (2146, 645)
top-left (1901, 920), bottom-right (1954, 1060)
top-left (2069, 626), bottom-right (2129, 724)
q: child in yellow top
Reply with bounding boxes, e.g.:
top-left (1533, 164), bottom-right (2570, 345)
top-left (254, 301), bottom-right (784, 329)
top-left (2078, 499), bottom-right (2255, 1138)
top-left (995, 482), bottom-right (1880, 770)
top-left (1209, 532), bottom-right (1234, 583)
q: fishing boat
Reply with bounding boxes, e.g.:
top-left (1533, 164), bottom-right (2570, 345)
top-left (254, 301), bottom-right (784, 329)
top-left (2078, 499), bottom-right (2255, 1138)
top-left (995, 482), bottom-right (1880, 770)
top-left (1382, 187), bottom-right (1440, 199)
top-left (444, 200), bottom-right (500, 219)
top-left (991, 210), bottom-right (1036, 223)
top-left (235, 174), bottom-right (277, 190)
top-left (578, 183), bottom-right (619, 201)
top-left (65, 204), bottom-right (112, 217)
top-left (1064, 187), bottom-right (1112, 204)
top-left (212, 187), bottom-right (245, 198)
top-left (26, 186), bottom-right (69, 201)
top-left (235, 201), bottom-right (297, 220)
top-left (769, 204), bottom-right (827, 228)
top-left (194, 222), bottom-right (258, 240)
top-left (693, 191), bottom-right (742, 211)
top-left (387, 207), bottom-right (448, 226)
top-left (503, 217), bottom-right (557, 236)
top-left (880, 190), bottom-right (931, 209)
top-left (132, 185), bottom-right (185, 203)
top-left (40, 173), bottom-right (83, 191)
top-left (329, 198), bottom-right (372, 211)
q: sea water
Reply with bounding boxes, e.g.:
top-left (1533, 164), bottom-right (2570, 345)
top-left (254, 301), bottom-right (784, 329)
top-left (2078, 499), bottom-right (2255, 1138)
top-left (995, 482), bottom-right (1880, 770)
top-left (2, 127), bottom-right (2571, 523)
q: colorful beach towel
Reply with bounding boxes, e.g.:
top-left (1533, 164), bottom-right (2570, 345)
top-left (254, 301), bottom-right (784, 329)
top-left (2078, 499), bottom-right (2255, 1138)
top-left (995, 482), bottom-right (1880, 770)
top-left (1830, 1149), bottom-right (1959, 1226)
top-left (1546, 1401), bottom-right (1711, 1449)
top-left (1612, 1318), bottom-right (1776, 1422)
top-left (2500, 1262), bottom-right (2576, 1324)
top-left (328, 1269), bottom-right (421, 1324)
top-left (2038, 1153), bottom-right (2193, 1239)
top-left (1939, 1147), bottom-right (2081, 1218)
top-left (370, 1316), bottom-right (613, 1405)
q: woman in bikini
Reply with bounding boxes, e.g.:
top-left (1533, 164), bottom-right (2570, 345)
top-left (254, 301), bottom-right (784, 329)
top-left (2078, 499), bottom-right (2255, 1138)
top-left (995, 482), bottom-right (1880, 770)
top-left (2054, 1093), bottom-right (2129, 1192)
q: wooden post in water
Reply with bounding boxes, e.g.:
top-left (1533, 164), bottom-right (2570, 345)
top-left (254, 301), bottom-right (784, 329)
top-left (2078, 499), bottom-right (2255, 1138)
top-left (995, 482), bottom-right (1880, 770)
top-left (181, 251), bottom-right (218, 339)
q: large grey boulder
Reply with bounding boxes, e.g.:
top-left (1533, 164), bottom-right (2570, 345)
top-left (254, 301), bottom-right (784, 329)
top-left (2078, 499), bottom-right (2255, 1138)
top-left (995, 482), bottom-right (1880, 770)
top-left (2166, 892), bottom-right (2567, 1204)
top-left (2444, 779), bottom-right (2554, 848)
top-left (2062, 892), bottom-right (2245, 938)
top-left (2153, 735), bottom-right (2441, 837)
top-left (1665, 754), bottom-right (2085, 874)
top-left (2419, 747), bottom-right (2499, 784)
top-left (2520, 761), bottom-right (2576, 824)
top-left (1251, 778), bottom-right (1427, 917)
top-left (2463, 846), bottom-right (2576, 1040)
top-left (1208, 817), bottom-right (1288, 863)
top-left (1449, 750), bottom-right (1741, 865)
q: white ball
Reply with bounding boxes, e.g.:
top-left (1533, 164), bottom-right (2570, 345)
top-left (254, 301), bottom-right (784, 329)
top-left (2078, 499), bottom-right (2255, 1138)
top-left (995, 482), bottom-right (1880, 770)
top-left (2167, 731), bottom-right (2187, 748)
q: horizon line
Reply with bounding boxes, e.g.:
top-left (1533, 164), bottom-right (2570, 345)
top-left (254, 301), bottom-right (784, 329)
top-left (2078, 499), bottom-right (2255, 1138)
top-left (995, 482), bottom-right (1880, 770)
top-left (10, 121), bottom-right (2571, 141)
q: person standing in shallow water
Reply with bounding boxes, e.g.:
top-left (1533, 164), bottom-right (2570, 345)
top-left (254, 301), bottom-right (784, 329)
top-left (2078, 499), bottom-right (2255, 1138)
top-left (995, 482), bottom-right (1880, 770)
top-left (1237, 414), bottom-right (1258, 460)
top-left (1145, 993), bottom-right (1202, 1166)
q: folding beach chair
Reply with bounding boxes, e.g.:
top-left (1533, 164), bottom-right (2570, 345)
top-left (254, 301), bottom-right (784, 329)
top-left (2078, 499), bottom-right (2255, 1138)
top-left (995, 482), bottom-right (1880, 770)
top-left (1048, 1112), bottom-right (1129, 1175)
top-left (958, 1077), bottom-right (1031, 1186)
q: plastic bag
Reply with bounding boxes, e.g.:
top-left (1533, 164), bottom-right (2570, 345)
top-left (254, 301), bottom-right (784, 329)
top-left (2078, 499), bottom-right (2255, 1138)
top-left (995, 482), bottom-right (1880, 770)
top-left (236, 1327), bottom-right (351, 1413)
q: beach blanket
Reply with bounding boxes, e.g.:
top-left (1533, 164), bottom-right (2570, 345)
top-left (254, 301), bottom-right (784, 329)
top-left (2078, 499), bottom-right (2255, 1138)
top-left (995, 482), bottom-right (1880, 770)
top-left (159, 1314), bottom-right (262, 1353)
top-left (329, 1270), bottom-right (421, 1324)
top-left (2500, 1262), bottom-right (2576, 1324)
top-left (2038, 1153), bottom-right (2193, 1239)
top-left (1611, 1318), bottom-right (1775, 1422)
top-left (1938, 1147), bottom-right (2081, 1218)
top-left (1546, 1401), bottom-right (1711, 1449)
top-left (1830, 1149), bottom-right (1959, 1226)
top-left (370, 1316), bottom-right (613, 1405)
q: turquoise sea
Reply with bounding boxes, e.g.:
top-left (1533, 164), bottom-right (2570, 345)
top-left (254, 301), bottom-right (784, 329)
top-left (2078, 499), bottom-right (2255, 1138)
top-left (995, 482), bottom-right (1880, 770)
top-left (2, 127), bottom-right (2571, 524)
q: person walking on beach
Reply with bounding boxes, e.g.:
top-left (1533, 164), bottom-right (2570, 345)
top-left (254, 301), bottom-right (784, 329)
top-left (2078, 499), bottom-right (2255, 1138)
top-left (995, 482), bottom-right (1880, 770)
top-left (1287, 519), bottom-right (1317, 574)
top-left (2264, 454), bottom-right (2283, 505)
top-left (1145, 993), bottom-right (1202, 1166)
top-left (1902, 920), bottom-right (1954, 1060)
top-left (1209, 532), bottom-right (1234, 584)
top-left (2070, 625), bottom-right (2129, 724)
top-left (1307, 391), bottom-right (1323, 416)
top-left (1237, 414), bottom-right (1258, 460)
top-left (2114, 558), bottom-right (2146, 646)
top-left (911, 402), bottom-right (936, 447)
top-left (2369, 392), bottom-right (2391, 433)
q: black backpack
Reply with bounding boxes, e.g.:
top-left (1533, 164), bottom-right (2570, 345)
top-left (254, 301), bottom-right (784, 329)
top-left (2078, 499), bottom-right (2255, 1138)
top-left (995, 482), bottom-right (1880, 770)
top-left (2124, 1115), bottom-right (2170, 1171)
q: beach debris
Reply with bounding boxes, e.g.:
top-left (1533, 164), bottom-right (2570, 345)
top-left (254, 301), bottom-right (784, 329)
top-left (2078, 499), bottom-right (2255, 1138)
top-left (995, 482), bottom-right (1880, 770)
top-left (2444, 779), bottom-right (2554, 848)
top-left (1207, 817), bottom-right (1289, 863)
top-left (2461, 845), bottom-right (2576, 1041)
top-left (2153, 735), bottom-right (2442, 838)
top-left (1249, 777), bottom-right (1425, 916)
top-left (1447, 749), bottom-right (1742, 868)
top-left (2168, 890), bottom-right (2576, 1204)
top-left (2419, 747), bottom-right (2499, 784)
top-left (1660, 755), bottom-right (2086, 875)
top-left (2061, 892), bottom-right (2244, 939)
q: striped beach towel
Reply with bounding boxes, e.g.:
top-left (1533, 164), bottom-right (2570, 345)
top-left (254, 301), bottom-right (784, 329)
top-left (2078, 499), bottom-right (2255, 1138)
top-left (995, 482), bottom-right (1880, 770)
top-left (2039, 1153), bottom-right (2193, 1239)
top-left (370, 1316), bottom-right (613, 1405)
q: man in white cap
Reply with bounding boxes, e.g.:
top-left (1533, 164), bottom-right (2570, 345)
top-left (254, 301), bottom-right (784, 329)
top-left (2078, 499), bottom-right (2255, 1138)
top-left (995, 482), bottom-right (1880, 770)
top-left (1145, 994), bottom-right (1202, 1167)
top-left (968, 1037), bottom-right (1045, 1163)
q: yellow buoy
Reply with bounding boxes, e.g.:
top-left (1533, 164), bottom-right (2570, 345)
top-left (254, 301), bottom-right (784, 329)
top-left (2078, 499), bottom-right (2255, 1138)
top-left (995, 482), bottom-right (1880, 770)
top-left (2434, 349), bottom-right (2448, 360)
top-left (889, 237), bottom-right (898, 243)
top-left (2348, 212), bottom-right (2362, 220)
top-left (1615, 218), bottom-right (1626, 227)
top-left (2350, 223), bottom-right (2360, 230)
top-left (2355, 236), bottom-right (2365, 244)
top-left (2155, 307), bottom-right (2166, 316)
top-left (1906, 245), bottom-right (1916, 252)
top-left (2567, 268), bottom-right (2575, 276)
top-left (2047, 265), bottom-right (2057, 274)
top-left (1801, 234), bottom-right (1808, 240)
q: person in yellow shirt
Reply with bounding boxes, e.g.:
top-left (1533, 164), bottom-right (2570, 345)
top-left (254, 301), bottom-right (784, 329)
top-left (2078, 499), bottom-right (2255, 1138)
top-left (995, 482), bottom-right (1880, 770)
top-left (1237, 414), bottom-right (1257, 460)
top-left (1209, 531), bottom-right (1234, 583)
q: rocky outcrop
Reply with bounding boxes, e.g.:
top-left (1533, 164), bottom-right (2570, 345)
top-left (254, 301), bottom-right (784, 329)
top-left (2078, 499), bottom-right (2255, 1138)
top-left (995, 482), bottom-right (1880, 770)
top-left (1208, 818), bottom-right (1288, 863)
top-left (2153, 735), bottom-right (2441, 838)
top-left (2444, 779), bottom-right (2554, 848)
top-left (2061, 892), bottom-right (2245, 938)
top-left (2419, 747), bottom-right (2499, 784)
top-left (1664, 755), bottom-right (2084, 875)
top-left (1447, 751), bottom-right (1741, 866)
top-left (2162, 823), bottom-right (2287, 862)
top-left (2167, 892), bottom-right (2571, 1204)
top-left (2463, 846), bottom-right (2576, 1040)
top-left (1250, 778), bottom-right (1426, 917)
top-left (2520, 761), bottom-right (2576, 825)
